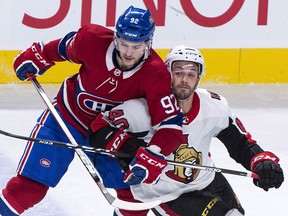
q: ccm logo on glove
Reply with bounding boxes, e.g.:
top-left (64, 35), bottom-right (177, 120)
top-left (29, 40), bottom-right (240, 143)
top-left (250, 152), bottom-right (279, 170)
top-left (31, 44), bottom-right (51, 67)
top-left (107, 130), bottom-right (131, 152)
top-left (139, 152), bottom-right (166, 168)
top-left (124, 147), bottom-right (167, 185)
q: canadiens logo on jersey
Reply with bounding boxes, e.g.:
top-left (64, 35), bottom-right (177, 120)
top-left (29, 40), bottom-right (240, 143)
top-left (77, 92), bottom-right (120, 115)
top-left (166, 143), bottom-right (202, 184)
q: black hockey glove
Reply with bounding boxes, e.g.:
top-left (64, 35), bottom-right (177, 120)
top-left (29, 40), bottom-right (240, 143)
top-left (250, 152), bottom-right (284, 191)
top-left (88, 126), bottom-right (147, 171)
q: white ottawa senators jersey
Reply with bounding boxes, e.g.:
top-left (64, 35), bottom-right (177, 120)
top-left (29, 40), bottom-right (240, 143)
top-left (105, 88), bottom-right (245, 203)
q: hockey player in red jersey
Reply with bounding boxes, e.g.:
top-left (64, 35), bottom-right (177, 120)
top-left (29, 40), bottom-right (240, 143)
top-left (90, 45), bottom-right (284, 215)
top-left (0, 6), bottom-right (184, 215)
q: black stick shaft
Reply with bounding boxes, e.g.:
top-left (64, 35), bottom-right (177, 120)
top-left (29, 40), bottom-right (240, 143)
top-left (0, 128), bottom-right (259, 179)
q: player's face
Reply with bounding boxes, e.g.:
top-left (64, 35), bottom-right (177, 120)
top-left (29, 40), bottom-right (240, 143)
top-left (115, 37), bottom-right (147, 70)
top-left (171, 61), bottom-right (200, 101)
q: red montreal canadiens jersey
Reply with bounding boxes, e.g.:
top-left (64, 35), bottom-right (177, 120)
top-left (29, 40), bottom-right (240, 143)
top-left (43, 24), bottom-right (183, 153)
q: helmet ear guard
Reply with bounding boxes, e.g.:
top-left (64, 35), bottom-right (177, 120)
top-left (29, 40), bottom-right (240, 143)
top-left (164, 45), bottom-right (206, 77)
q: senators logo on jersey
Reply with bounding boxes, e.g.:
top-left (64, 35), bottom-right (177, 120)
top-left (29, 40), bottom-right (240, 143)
top-left (166, 143), bottom-right (202, 184)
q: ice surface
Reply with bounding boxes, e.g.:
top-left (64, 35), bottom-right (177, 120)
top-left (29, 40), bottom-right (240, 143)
top-left (0, 83), bottom-right (287, 215)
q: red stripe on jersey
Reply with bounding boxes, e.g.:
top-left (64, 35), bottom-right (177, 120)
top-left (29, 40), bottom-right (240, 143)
top-left (158, 202), bottom-right (181, 216)
top-left (17, 108), bottom-right (50, 174)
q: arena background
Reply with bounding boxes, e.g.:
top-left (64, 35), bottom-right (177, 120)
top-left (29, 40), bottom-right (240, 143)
top-left (1, 1), bottom-right (287, 84)
top-left (1, 2), bottom-right (288, 215)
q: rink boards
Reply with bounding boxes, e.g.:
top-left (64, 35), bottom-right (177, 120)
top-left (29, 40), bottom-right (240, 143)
top-left (1, 48), bottom-right (288, 84)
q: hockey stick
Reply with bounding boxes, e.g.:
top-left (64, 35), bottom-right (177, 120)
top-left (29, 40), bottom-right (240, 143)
top-left (27, 77), bottom-right (161, 210)
top-left (0, 128), bottom-right (259, 179)
top-left (0, 129), bottom-right (131, 158)
top-left (165, 160), bottom-right (259, 179)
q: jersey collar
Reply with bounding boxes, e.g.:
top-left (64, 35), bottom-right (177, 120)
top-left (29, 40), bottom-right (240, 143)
top-left (182, 92), bottom-right (200, 125)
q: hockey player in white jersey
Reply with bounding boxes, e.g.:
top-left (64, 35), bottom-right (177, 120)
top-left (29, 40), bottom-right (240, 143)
top-left (89, 45), bottom-right (284, 215)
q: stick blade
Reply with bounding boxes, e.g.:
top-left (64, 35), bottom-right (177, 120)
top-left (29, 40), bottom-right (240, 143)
top-left (111, 198), bottom-right (161, 211)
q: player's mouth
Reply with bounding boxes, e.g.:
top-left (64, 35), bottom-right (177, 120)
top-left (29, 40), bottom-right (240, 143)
top-left (178, 85), bottom-right (190, 89)
top-left (123, 55), bottom-right (134, 60)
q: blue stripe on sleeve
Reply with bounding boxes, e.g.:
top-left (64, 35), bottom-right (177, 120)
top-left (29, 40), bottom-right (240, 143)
top-left (160, 113), bottom-right (183, 127)
top-left (58, 31), bottom-right (77, 60)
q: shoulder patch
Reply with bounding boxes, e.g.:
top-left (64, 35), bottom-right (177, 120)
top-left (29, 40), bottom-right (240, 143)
top-left (207, 90), bottom-right (221, 100)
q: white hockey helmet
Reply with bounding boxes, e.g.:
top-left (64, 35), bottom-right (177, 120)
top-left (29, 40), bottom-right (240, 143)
top-left (164, 45), bottom-right (205, 77)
